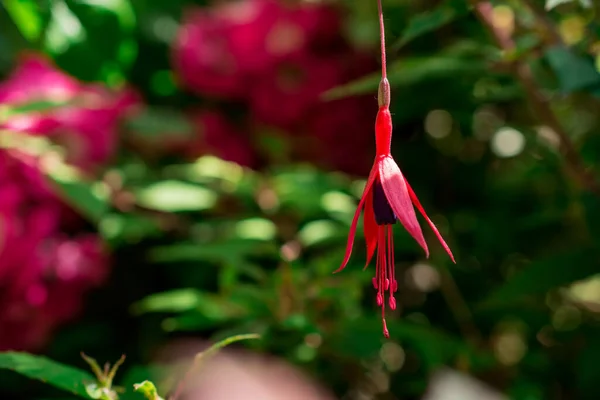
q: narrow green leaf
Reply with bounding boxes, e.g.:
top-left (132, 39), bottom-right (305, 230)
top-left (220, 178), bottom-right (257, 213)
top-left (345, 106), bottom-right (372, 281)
top-left (126, 107), bottom-right (195, 141)
top-left (3, 99), bottom-right (75, 119)
top-left (323, 52), bottom-right (485, 100)
top-left (3, 0), bottom-right (43, 42)
top-left (47, 172), bottom-right (109, 224)
top-left (133, 290), bottom-right (252, 330)
top-left (479, 248), bottom-right (599, 309)
top-left (136, 180), bottom-right (217, 212)
top-left (545, 0), bottom-right (592, 9)
top-left (0, 352), bottom-right (94, 398)
top-left (131, 289), bottom-right (203, 314)
top-left (545, 0), bottom-right (574, 9)
top-left (394, 0), bottom-right (470, 50)
top-left (149, 240), bottom-right (277, 263)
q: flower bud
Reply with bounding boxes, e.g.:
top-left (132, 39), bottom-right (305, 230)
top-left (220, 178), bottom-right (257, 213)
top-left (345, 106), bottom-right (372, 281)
top-left (377, 78), bottom-right (390, 108)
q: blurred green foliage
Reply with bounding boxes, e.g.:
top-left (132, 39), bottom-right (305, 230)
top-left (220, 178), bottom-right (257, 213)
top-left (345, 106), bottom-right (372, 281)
top-left (1, 0), bottom-right (600, 399)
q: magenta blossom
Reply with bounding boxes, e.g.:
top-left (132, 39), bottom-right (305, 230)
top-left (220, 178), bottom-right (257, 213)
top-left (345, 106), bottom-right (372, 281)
top-left (173, 0), bottom-right (342, 99)
top-left (303, 96), bottom-right (375, 175)
top-left (188, 110), bottom-right (257, 168)
top-left (0, 54), bottom-right (138, 171)
top-left (0, 150), bottom-right (108, 350)
top-left (249, 53), bottom-right (343, 129)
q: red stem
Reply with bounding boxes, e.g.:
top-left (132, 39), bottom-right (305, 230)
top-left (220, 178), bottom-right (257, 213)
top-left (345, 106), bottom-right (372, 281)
top-left (377, 0), bottom-right (387, 79)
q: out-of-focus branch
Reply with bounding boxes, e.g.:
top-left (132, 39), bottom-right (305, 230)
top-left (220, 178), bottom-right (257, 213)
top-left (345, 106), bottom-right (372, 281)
top-left (521, 0), bottom-right (563, 45)
top-left (471, 1), bottom-right (600, 197)
top-left (439, 263), bottom-right (482, 347)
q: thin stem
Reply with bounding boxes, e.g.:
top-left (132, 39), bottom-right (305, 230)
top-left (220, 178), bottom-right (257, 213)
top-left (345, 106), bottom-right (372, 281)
top-left (439, 263), bottom-right (482, 346)
top-left (169, 334), bottom-right (260, 400)
top-left (377, 0), bottom-right (387, 79)
top-left (472, 1), bottom-right (600, 197)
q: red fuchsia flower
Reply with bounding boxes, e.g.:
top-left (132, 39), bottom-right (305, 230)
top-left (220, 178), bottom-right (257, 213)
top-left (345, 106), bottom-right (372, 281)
top-left (0, 54), bottom-right (138, 171)
top-left (335, 3), bottom-right (455, 338)
top-left (336, 79), bottom-right (455, 338)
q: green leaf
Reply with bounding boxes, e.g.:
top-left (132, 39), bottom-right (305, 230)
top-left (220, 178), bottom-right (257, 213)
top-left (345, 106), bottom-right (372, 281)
top-left (323, 49), bottom-right (486, 100)
top-left (545, 0), bottom-right (592, 9)
top-left (479, 248), bottom-right (599, 309)
top-left (545, 0), bottom-right (575, 9)
top-left (136, 180), bottom-right (217, 212)
top-left (131, 288), bottom-right (204, 314)
top-left (394, 0), bottom-right (470, 49)
top-left (0, 352), bottom-right (94, 398)
top-left (126, 107), bottom-right (195, 141)
top-left (545, 46), bottom-right (600, 93)
top-left (149, 240), bottom-right (277, 263)
top-left (47, 172), bottom-right (109, 224)
top-left (5, 99), bottom-right (75, 116)
top-left (44, 0), bottom-right (137, 82)
top-left (3, 0), bottom-right (44, 42)
top-left (133, 289), bottom-right (253, 330)
top-left (133, 381), bottom-right (164, 400)
top-left (99, 213), bottom-right (162, 244)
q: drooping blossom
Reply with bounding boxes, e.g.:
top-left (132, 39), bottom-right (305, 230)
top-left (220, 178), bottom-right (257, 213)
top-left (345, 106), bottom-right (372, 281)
top-left (0, 54), bottom-right (138, 171)
top-left (0, 150), bottom-right (108, 350)
top-left (335, 3), bottom-right (455, 338)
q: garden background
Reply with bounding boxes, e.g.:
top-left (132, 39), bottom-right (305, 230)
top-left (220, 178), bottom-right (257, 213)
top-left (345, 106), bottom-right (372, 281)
top-left (1, 0), bottom-right (600, 399)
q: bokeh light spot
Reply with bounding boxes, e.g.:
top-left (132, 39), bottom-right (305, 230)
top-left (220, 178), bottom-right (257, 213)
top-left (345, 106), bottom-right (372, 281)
top-left (425, 109), bottom-right (453, 139)
top-left (491, 127), bottom-right (525, 158)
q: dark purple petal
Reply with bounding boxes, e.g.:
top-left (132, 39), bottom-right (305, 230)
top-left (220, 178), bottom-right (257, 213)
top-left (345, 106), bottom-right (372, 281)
top-left (373, 179), bottom-right (396, 225)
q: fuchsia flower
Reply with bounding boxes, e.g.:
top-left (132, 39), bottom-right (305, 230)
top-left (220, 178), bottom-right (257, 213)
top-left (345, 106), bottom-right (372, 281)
top-left (335, 3), bottom-right (455, 338)
top-left (336, 80), bottom-right (455, 338)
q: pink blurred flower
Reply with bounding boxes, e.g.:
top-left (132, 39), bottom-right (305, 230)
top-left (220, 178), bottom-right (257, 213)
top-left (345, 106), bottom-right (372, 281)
top-left (303, 97), bottom-right (375, 175)
top-left (0, 55), bottom-right (79, 104)
top-left (173, 0), bottom-right (379, 176)
top-left (249, 53), bottom-right (343, 129)
top-left (188, 110), bottom-right (256, 168)
top-left (0, 150), bottom-right (109, 351)
top-left (0, 54), bottom-right (138, 171)
top-left (173, 0), bottom-right (342, 99)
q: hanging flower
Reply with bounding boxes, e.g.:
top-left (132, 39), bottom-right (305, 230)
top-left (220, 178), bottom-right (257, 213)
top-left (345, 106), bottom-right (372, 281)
top-left (335, 76), bottom-right (455, 337)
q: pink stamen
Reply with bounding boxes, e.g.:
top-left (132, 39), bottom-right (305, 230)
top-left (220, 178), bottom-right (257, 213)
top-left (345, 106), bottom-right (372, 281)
top-left (375, 225), bottom-right (398, 337)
